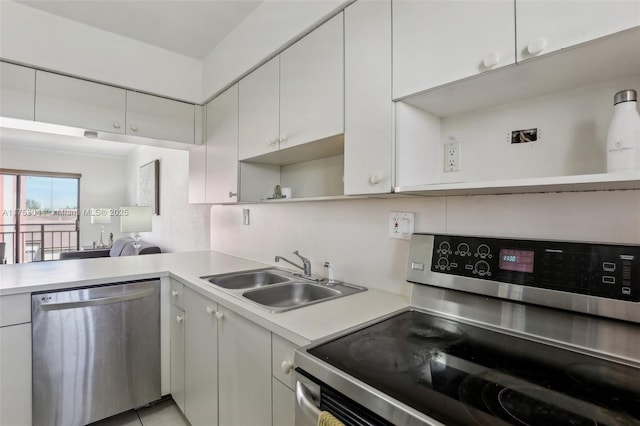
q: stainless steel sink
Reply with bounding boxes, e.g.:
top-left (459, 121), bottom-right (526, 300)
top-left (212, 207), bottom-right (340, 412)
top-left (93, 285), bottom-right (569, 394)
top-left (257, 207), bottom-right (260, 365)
top-left (200, 268), bottom-right (367, 313)
top-left (203, 269), bottom-right (290, 289)
top-left (243, 282), bottom-right (340, 308)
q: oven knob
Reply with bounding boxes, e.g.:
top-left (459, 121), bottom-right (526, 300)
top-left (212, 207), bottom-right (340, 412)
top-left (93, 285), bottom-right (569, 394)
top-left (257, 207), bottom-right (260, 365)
top-left (476, 244), bottom-right (492, 259)
top-left (456, 243), bottom-right (470, 256)
top-left (436, 257), bottom-right (450, 270)
top-left (438, 241), bottom-right (451, 255)
top-left (474, 260), bottom-right (491, 277)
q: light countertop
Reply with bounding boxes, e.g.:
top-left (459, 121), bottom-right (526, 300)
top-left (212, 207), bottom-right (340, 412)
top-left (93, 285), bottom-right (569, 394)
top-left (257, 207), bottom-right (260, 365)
top-left (0, 251), bottom-right (410, 345)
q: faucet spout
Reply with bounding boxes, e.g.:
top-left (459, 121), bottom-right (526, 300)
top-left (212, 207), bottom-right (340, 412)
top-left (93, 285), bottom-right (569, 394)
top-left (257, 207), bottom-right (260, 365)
top-left (274, 255), bottom-right (304, 273)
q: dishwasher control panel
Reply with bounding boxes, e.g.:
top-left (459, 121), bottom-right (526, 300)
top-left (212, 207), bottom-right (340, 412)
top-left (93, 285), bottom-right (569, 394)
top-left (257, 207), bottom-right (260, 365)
top-left (425, 235), bottom-right (639, 302)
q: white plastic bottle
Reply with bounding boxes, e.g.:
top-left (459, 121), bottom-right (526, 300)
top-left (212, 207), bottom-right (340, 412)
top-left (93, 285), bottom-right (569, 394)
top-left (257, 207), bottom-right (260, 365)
top-left (606, 89), bottom-right (640, 172)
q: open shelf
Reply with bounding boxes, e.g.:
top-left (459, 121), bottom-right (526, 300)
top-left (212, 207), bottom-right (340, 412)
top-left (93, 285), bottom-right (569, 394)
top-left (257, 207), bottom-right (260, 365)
top-left (241, 134), bottom-right (344, 166)
top-left (394, 172), bottom-right (640, 197)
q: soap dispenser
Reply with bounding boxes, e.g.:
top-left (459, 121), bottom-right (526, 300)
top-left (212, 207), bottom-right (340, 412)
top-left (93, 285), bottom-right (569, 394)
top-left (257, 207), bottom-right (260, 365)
top-left (606, 89), bottom-right (640, 172)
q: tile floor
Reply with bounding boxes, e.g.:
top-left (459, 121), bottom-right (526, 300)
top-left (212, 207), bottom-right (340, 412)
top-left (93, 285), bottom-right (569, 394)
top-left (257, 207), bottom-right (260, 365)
top-left (90, 398), bottom-right (189, 426)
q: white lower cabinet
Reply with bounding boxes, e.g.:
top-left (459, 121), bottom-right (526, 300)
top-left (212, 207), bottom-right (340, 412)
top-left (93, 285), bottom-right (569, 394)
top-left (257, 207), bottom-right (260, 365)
top-left (0, 293), bottom-right (32, 426)
top-left (172, 284), bottom-right (273, 426)
top-left (184, 288), bottom-right (219, 426)
top-left (272, 378), bottom-right (295, 426)
top-left (218, 306), bottom-right (272, 426)
top-left (170, 303), bottom-right (186, 414)
top-left (0, 323), bottom-right (32, 426)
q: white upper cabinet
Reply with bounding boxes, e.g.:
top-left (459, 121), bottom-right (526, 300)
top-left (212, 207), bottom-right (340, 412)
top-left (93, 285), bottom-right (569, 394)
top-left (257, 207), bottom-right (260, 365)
top-left (344, 0), bottom-right (394, 195)
top-left (279, 13), bottom-right (344, 149)
top-left (126, 91), bottom-right (195, 143)
top-left (35, 71), bottom-right (126, 133)
top-left (205, 85), bottom-right (239, 203)
top-left (516, 0), bottom-right (640, 62)
top-left (393, 0), bottom-right (516, 99)
top-left (0, 62), bottom-right (35, 120)
top-left (238, 57), bottom-right (280, 160)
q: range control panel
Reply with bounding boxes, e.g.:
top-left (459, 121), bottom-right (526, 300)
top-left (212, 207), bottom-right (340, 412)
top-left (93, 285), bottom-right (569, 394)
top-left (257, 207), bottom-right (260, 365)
top-left (429, 235), bottom-right (639, 302)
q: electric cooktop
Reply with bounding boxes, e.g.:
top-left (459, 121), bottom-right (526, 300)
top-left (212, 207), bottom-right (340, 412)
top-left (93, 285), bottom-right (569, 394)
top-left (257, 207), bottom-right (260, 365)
top-left (308, 310), bottom-right (640, 426)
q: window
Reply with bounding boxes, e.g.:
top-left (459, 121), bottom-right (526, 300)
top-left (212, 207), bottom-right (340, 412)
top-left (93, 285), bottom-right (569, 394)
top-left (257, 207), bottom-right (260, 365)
top-left (0, 170), bottom-right (80, 263)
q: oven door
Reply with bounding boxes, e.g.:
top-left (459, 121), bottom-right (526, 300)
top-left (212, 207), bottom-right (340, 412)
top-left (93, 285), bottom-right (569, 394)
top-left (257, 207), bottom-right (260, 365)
top-left (295, 370), bottom-right (396, 426)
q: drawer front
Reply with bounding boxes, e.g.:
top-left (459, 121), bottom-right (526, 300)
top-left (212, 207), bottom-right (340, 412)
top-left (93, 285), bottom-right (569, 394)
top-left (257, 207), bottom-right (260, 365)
top-left (169, 280), bottom-right (185, 310)
top-left (0, 293), bottom-right (31, 327)
top-left (272, 334), bottom-right (297, 390)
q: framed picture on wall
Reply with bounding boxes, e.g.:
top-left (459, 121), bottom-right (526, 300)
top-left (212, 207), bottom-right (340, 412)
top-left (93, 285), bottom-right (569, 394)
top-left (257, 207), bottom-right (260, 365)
top-left (139, 160), bottom-right (160, 215)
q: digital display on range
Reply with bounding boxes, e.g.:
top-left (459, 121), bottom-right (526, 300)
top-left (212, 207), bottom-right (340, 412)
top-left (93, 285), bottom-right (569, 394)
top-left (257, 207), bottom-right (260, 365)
top-left (499, 248), bottom-right (535, 273)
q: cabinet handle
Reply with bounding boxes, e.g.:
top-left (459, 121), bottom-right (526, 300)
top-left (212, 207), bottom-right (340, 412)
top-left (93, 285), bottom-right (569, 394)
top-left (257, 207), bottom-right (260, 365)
top-left (280, 361), bottom-right (294, 374)
top-left (113, 121), bottom-right (121, 129)
top-left (482, 52), bottom-right (499, 69)
top-left (215, 311), bottom-right (224, 320)
top-left (228, 191), bottom-right (237, 198)
top-left (369, 175), bottom-right (383, 185)
top-left (527, 37), bottom-right (547, 56)
top-left (171, 290), bottom-right (179, 297)
top-left (176, 315), bottom-right (184, 323)
top-left (279, 134), bottom-right (288, 143)
top-left (206, 306), bottom-right (215, 315)
top-left (267, 138), bottom-right (278, 147)
top-left (130, 124), bottom-right (139, 132)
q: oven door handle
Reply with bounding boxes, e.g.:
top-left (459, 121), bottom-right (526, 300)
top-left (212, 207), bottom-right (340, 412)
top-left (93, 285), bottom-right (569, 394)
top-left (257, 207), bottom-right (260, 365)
top-left (296, 381), bottom-right (322, 419)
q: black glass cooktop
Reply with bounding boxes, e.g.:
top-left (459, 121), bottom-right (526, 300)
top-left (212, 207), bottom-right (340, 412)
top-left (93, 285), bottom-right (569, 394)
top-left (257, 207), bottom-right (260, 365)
top-left (309, 310), bottom-right (640, 426)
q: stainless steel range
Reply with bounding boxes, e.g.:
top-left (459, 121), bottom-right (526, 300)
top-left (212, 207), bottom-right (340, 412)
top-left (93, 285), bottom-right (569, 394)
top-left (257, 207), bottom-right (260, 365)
top-left (295, 234), bottom-right (640, 425)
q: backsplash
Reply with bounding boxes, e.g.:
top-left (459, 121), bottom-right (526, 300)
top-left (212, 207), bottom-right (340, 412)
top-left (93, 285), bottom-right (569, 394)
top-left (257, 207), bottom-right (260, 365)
top-left (210, 190), bottom-right (640, 296)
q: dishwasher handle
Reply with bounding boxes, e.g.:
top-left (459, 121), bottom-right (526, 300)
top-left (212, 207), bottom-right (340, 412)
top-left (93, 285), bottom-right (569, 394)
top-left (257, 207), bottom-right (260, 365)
top-left (296, 381), bottom-right (322, 420)
top-left (39, 287), bottom-right (156, 311)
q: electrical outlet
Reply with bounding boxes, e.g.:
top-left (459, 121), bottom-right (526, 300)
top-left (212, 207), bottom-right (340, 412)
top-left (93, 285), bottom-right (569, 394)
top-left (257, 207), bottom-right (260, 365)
top-left (389, 211), bottom-right (415, 240)
top-left (444, 141), bottom-right (461, 172)
top-left (242, 209), bottom-right (250, 225)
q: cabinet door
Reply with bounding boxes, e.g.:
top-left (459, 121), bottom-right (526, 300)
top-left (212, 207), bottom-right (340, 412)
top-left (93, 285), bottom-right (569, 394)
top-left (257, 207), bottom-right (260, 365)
top-left (126, 91), bottom-right (195, 143)
top-left (392, 0), bottom-right (515, 99)
top-left (238, 57), bottom-right (280, 160)
top-left (344, 0), bottom-right (393, 195)
top-left (205, 85), bottom-right (239, 203)
top-left (170, 304), bottom-right (186, 414)
top-left (280, 13), bottom-right (344, 149)
top-left (0, 62), bottom-right (35, 120)
top-left (35, 71), bottom-right (126, 133)
top-left (218, 307), bottom-right (272, 426)
top-left (184, 289), bottom-right (218, 426)
top-left (272, 378), bottom-right (295, 426)
top-left (516, 0), bottom-right (640, 62)
top-left (0, 323), bottom-right (32, 426)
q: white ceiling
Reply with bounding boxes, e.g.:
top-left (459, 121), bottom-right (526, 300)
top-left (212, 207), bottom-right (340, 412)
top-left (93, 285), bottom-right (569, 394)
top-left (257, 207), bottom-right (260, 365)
top-left (16, 0), bottom-right (263, 59)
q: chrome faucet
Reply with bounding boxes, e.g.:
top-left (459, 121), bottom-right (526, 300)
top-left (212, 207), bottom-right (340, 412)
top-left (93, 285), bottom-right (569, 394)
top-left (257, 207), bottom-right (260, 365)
top-left (275, 250), bottom-right (316, 280)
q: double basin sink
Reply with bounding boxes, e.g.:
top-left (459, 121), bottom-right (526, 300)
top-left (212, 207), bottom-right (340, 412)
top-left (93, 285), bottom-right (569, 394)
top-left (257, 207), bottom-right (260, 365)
top-left (200, 268), bottom-right (366, 313)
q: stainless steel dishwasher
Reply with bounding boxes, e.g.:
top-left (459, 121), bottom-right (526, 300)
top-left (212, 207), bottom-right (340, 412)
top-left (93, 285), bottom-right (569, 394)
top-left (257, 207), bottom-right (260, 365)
top-left (32, 280), bottom-right (161, 426)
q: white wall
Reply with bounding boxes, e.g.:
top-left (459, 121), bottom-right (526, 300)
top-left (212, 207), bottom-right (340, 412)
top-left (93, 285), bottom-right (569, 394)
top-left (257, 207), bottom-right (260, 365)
top-left (0, 144), bottom-right (128, 247)
top-left (0, 1), bottom-right (202, 103)
top-left (202, 0), bottom-right (349, 99)
top-left (210, 190), bottom-right (640, 296)
top-left (126, 146), bottom-right (210, 253)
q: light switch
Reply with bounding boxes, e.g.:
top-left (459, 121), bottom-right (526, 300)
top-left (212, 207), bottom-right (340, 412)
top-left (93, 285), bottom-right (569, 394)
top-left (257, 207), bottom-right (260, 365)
top-left (389, 212), bottom-right (415, 240)
top-left (243, 209), bottom-right (250, 225)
